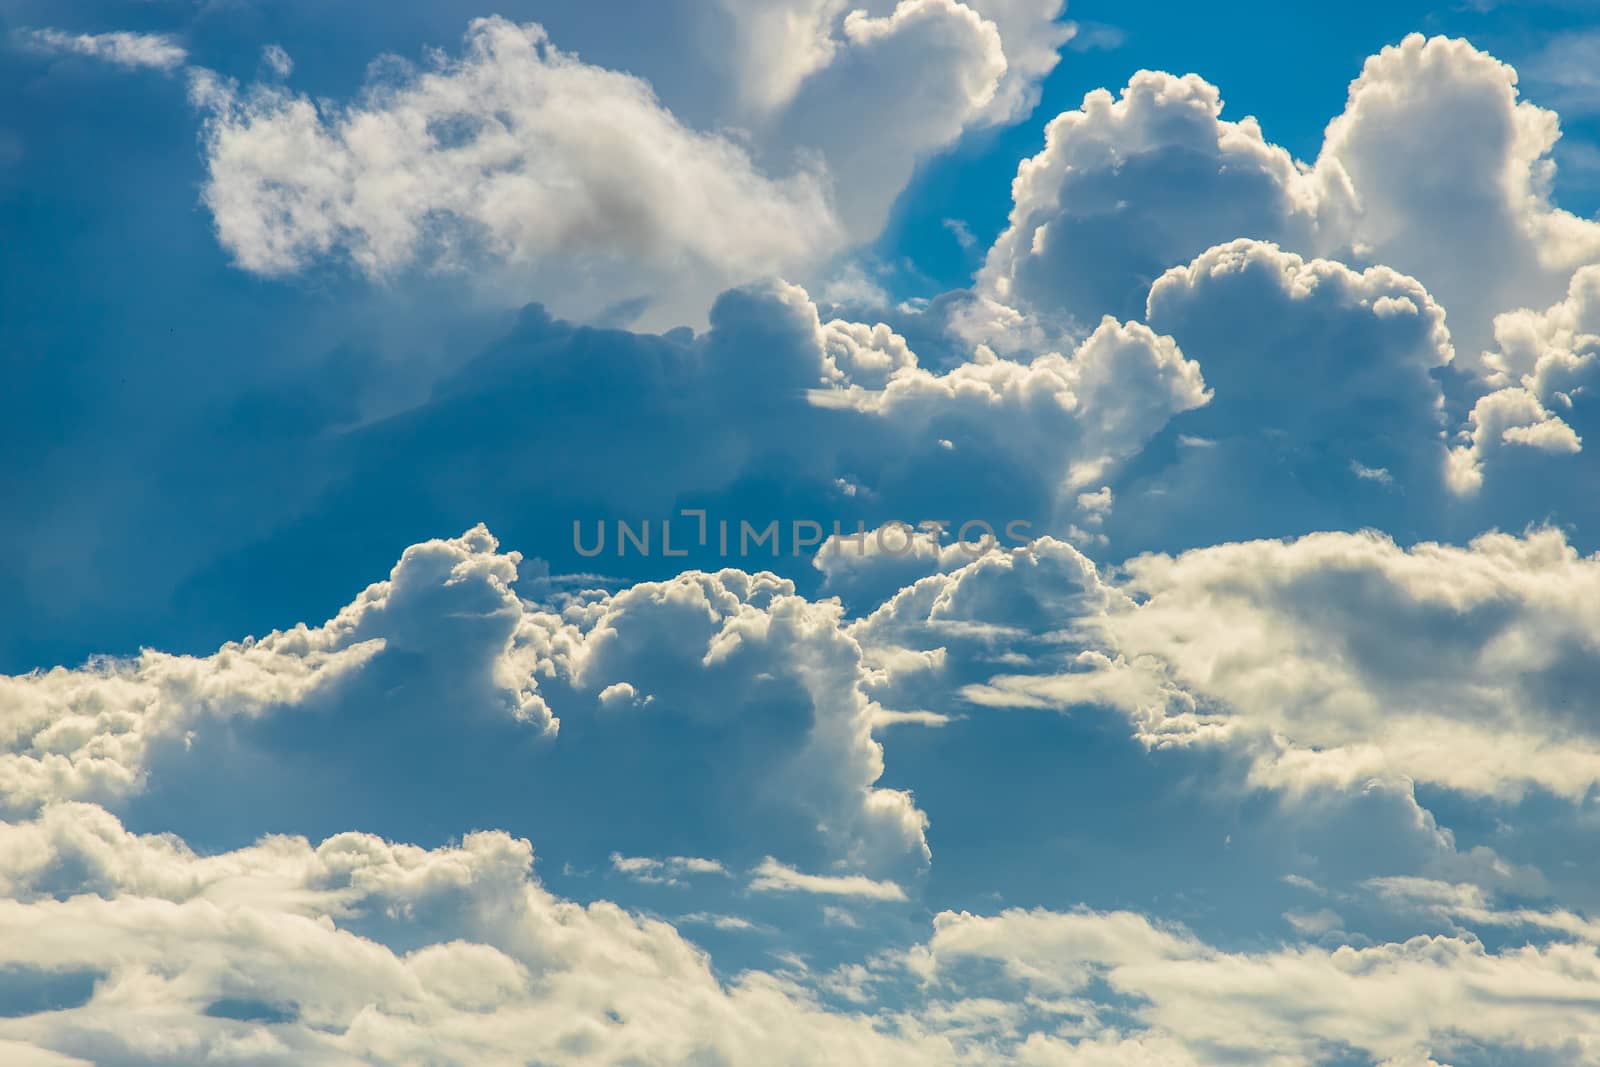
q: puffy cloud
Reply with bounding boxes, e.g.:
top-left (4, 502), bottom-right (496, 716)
top-left (3, 521), bottom-right (934, 871)
top-left (8, 802), bottom-right (1586, 1067)
top-left (767, 0), bottom-right (1007, 236)
top-left (817, 313), bottom-right (1208, 507)
top-left (191, 17), bottom-right (841, 326)
top-left (814, 522), bottom-right (965, 607)
top-left (849, 535), bottom-right (1114, 720)
top-left (0, 803), bottom-right (962, 1067)
top-left (18, 29), bottom-right (187, 71)
top-left (527, 563), bottom-right (933, 872)
top-left (717, 0), bottom-right (1065, 127)
top-left (978, 68), bottom-right (1350, 329)
top-left (1321, 34), bottom-right (1600, 366)
top-left (190, 3), bottom-right (1068, 325)
top-left (960, 0), bottom-right (1074, 123)
top-left (0, 526), bottom-right (551, 816)
top-left (917, 904), bottom-right (1600, 1065)
top-left (979, 34), bottom-right (1600, 371)
top-left (1105, 240), bottom-right (1453, 549)
top-left (971, 527), bottom-right (1600, 803)
top-left (1450, 263), bottom-right (1600, 496)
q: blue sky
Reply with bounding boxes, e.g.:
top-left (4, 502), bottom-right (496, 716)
top-left (3, 2), bottom-right (1600, 1064)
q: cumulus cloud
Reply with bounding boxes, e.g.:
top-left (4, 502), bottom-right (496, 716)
top-left (978, 68), bottom-right (1349, 329)
top-left (915, 903), bottom-right (1600, 1065)
top-left (526, 562), bottom-right (933, 872)
top-left (814, 311), bottom-right (1208, 509)
top-left (965, 527), bottom-right (1600, 803)
top-left (189, 3), bottom-right (1068, 325)
top-left (978, 34), bottom-right (1600, 372)
top-left (1104, 240), bottom-right (1454, 549)
top-left (1450, 263), bottom-right (1599, 494)
top-left (0, 526), bottom-right (552, 816)
top-left (19, 29), bottom-right (187, 71)
top-left (767, 0), bottom-right (1006, 236)
top-left (0, 803), bottom-right (960, 1067)
top-left (1, 522), bottom-right (938, 872)
top-left (1321, 34), bottom-right (1600, 365)
top-left (250, 276), bottom-right (1204, 590)
top-left (1, 795), bottom-right (1593, 1066)
top-left (190, 17), bottom-right (841, 326)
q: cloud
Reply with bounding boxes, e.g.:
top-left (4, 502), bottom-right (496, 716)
top-left (916, 903), bottom-right (1600, 1065)
top-left (1450, 263), bottom-right (1599, 495)
top-left (610, 853), bottom-right (731, 886)
top-left (3, 521), bottom-right (938, 872)
top-left (748, 857), bottom-right (909, 900)
top-left (190, 17), bottom-right (840, 326)
top-left (0, 526), bottom-right (554, 816)
top-left (978, 68), bottom-right (1349, 330)
top-left (208, 276), bottom-right (1201, 598)
top-left (259, 44), bottom-right (293, 79)
top-left (0, 791), bottom-right (1590, 1066)
top-left (18, 29), bottom-right (187, 71)
top-left (979, 34), bottom-right (1600, 372)
top-left (533, 562), bottom-right (933, 872)
top-left (188, 4), bottom-right (1068, 326)
top-left (767, 0), bottom-right (1007, 236)
top-left (968, 527), bottom-right (1600, 803)
top-left (1320, 35), bottom-right (1600, 368)
top-left (0, 803), bottom-right (960, 1067)
top-left (816, 312), bottom-right (1208, 506)
top-left (1103, 239), bottom-right (1453, 548)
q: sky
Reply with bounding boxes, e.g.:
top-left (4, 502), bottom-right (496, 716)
top-left (2, 1), bottom-right (1600, 1064)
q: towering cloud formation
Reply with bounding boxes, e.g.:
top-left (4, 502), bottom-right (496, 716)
top-left (980, 34), bottom-right (1600, 370)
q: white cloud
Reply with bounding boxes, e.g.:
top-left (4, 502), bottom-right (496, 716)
top-left (917, 904), bottom-right (1600, 1065)
top-left (191, 17), bottom-right (841, 326)
top-left (817, 314), bottom-right (1209, 495)
top-left (20, 29), bottom-right (187, 71)
top-left (1320, 35), bottom-right (1600, 368)
top-left (1, 519), bottom-right (935, 870)
top-left (0, 803), bottom-right (960, 1067)
top-left (0, 525), bottom-right (555, 815)
top-left (979, 34), bottom-right (1600, 372)
top-left (748, 857), bottom-right (909, 900)
top-left (610, 853), bottom-right (730, 886)
top-left (765, 0), bottom-right (1005, 236)
top-left (530, 563), bottom-right (933, 871)
top-left (978, 68), bottom-right (1349, 330)
top-left (1450, 262), bottom-right (1599, 492)
top-left (260, 44), bottom-right (293, 79)
top-left (189, 4), bottom-right (1070, 326)
top-left (966, 527), bottom-right (1600, 803)
top-left (0, 799), bottom-right (1591, 1067)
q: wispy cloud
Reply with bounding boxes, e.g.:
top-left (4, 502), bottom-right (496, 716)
top-left (610, 853), bottom-right (730, 886)
top-left (1525, 29), bottom-right (1600, 115)
top-left (747, 858), bottom-right (907, 901)
top-left (19, 28), bottom-right (187, 71)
